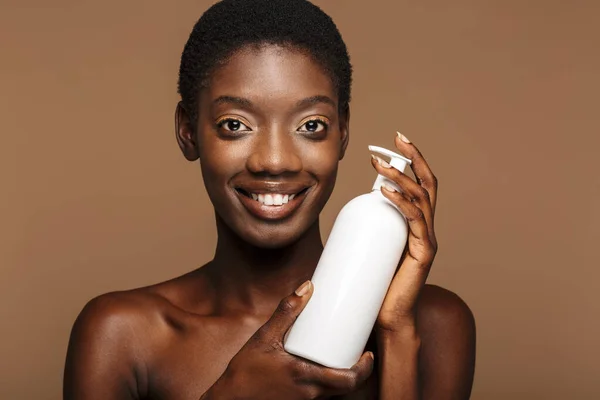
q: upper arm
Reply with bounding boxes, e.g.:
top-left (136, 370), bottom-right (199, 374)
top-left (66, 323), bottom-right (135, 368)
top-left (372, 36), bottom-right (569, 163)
top-left (417, 285), bottom-right (476, 400)
top-left (63, 293), bottom-right (144, 400)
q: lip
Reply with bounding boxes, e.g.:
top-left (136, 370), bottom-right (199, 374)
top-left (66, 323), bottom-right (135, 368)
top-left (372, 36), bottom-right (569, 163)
top-left (233, 183), bottom-right (311, 221)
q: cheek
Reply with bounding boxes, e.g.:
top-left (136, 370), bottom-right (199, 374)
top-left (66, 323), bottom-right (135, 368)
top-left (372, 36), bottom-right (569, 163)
top-left (302, 141), bottom-right (340, 181)
top-left (315, 158), bottom-right (339, 183)
top-left (199, 138), bottom-right (245, 190)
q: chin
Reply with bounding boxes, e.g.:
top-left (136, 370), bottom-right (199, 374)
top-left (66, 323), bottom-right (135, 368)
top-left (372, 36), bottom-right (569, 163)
top-left (237, 222), bottom-right (311, 250)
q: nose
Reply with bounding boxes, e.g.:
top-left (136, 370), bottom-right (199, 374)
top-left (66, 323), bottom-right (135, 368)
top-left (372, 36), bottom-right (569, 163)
top-left (246, 125), bottom-right (303, 176)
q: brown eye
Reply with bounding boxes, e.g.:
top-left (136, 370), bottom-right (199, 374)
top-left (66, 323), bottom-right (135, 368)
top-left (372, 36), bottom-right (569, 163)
top-left (298, 119), bottom-right (328, 133)
top-left (216, 118), bottom-right (251, 133)
top-left (227, 120), bottom-right (241, 131)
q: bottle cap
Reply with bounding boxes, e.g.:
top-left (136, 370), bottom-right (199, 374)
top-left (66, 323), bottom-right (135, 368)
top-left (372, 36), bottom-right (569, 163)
top-left (369, 145), bottom-right (412, 172)
top-left (368, 145), bottom-right (412, 192)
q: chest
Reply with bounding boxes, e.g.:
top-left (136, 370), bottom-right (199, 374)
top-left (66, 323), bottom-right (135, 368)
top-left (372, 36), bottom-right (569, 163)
top-left (144, 321), bottom-right (379, 400)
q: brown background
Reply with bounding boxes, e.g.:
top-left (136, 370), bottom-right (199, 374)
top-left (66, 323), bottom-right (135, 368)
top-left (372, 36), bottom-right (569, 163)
top-left (1, 0), bottom-right (599, 399)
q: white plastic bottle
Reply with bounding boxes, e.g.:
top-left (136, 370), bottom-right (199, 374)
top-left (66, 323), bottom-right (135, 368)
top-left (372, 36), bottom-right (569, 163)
top-left (283, 145), bottom-right (412, 369)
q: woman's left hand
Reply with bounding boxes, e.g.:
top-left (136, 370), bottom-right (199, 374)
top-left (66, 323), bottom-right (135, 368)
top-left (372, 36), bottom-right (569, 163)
top-left (371, 132), bottom-right (438, 333)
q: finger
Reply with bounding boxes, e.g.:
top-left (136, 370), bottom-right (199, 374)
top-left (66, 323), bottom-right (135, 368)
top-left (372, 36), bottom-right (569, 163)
top-left (395, 132), bottom-right (438, 215)
top-left (371, 162), bottom-right (431, 243)
top-left (379, 186), bottom-right (436, 312)
top-left (259, 280), bottom-right (313, 341)
top-left (371, 156), bottom-right (434, 238)
top-left (383, 184), bottom-right (437, 259)
top-left (303, 351), bottom-right (375, 395)
top-left (382, 187), bottom-right (436, 305)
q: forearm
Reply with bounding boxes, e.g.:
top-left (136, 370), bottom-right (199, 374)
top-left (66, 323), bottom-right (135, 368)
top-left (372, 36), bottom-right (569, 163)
top-left (377, 327), bottom-right (422, 400)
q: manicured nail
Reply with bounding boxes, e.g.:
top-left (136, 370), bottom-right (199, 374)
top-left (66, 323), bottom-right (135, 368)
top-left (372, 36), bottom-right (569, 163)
top-left (382, 184), bottom-right (397, 193)
top-left (373, 155), bottom-right (392, 168)
top-left (295, 280), bottom-right (311, 296)
top-left (397, 131), bottom-right (411, 143)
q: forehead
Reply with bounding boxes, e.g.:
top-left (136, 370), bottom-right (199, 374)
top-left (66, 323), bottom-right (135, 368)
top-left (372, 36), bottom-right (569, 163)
top-left (203, 44), bottom-right (337, 107)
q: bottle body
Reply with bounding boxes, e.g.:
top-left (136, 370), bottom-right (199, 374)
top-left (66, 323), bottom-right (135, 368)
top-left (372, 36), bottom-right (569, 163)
top-left (283, 190), bottom-right (408, 369)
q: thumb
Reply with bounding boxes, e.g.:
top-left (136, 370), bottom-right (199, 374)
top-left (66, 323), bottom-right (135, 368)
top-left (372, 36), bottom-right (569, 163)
top-left (261, 280), bottom-right (313, 341)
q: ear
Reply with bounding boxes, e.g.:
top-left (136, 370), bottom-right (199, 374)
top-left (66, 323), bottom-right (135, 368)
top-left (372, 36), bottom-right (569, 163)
top-left (175, 101), bottom-right (200, 161)
top-left (338, 104), bottom-right (350, 160)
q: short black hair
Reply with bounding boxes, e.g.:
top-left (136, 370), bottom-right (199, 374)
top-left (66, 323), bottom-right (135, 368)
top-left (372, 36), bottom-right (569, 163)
top-left (177, 0), bottom-right (352, 125)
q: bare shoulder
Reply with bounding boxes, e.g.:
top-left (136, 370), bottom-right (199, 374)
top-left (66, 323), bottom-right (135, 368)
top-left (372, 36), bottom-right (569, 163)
top-left (68, 265), bottom-right (210, 344)
top-left (69, 289), bottom-right (172, 342)
top-left (416, 283), bottom-right (476, 350)
top-left (417, 284), bottom-right (475, 330)
top-left (63, 289), bottom-right (180, 399)
top-left (415, 284), bottom-right (476, 400)
top-left (66, 282), bottom-right (196, 362)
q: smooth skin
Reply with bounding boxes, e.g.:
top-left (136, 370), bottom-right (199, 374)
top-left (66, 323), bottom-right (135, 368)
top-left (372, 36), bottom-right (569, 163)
top-left (64, 45), bottom-right (476, 399)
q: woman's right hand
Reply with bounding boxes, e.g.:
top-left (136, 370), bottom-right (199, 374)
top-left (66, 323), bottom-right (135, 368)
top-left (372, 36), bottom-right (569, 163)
top-left (201, 281), bottom-right (375, 399)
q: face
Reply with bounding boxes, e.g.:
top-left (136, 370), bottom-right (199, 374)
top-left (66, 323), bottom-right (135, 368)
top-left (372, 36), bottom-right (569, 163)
top-left (177, 44), bottom-right (349, 248)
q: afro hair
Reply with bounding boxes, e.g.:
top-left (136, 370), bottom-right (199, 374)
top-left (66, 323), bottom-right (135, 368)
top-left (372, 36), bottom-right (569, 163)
top-left (177, 0), bottom-right (352, 125)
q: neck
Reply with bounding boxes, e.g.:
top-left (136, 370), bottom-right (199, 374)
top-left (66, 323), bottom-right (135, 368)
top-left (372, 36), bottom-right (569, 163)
top-left (207, 215), bottom-right (324, 317)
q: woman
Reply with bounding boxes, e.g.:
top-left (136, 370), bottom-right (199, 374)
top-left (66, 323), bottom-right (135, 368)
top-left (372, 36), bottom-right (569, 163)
top-left (64, 0), bottom-right (476, 399)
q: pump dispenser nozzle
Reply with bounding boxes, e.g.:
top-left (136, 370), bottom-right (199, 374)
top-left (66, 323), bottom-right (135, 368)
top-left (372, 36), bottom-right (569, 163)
top-left (368, 145), bottom-right (412, 192)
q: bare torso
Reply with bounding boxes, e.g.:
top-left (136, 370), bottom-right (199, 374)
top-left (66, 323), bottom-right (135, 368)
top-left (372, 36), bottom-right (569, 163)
top-left (116, 268), bottom-right (378, 399)
top-left (64, 263), bottom-right (473, 400)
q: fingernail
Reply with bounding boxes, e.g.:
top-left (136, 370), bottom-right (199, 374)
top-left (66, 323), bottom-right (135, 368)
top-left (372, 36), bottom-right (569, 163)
top-left (368, 352), bottom-right (375, 360)
top-left (295, 280), bottom-right (311, 296)
top-left (382, 184), bottom-right (397, 193)
top-left (373, 155), bottom-right (392, 168)
top-left (397, 131), bottom-right (411, 143)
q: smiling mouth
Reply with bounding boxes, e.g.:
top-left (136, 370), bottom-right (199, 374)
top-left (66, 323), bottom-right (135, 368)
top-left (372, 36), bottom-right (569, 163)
top-left (235, 188), bottom-right (310, 206)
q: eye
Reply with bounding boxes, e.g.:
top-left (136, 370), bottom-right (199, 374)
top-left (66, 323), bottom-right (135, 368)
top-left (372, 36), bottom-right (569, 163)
top-left (216, 117), bottom-right (251, 133)
top-left (298, 118), bottom-right (329, 134)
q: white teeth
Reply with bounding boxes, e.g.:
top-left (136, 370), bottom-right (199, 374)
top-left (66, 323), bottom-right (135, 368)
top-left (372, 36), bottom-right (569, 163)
top-left (274, 194), bottom-right (283, 206)
top-left (249, 193), bottom-right (297, 206)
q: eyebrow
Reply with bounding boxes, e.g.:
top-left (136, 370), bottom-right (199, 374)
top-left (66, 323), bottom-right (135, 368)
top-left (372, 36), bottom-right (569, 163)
top-left (296, 95), bottom-right (337, 109)
top-left (212, 95), bottom-right (337, 110)
top-left (213, 96), bottom-right (254, 108)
